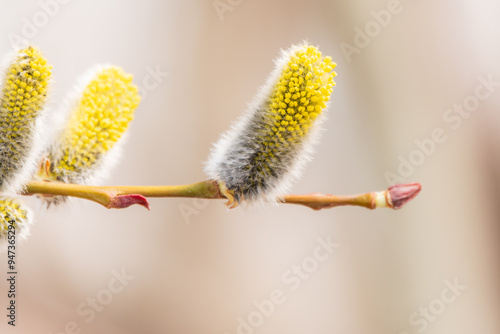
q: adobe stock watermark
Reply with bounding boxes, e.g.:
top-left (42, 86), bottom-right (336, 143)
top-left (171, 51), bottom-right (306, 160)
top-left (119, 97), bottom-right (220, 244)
top-left (339, 0), bottom-right (422, 63)
top-left (213, 0), bottom-right (244, 21)
top-left (7, 0), bottom-right (73, 49)
top-left (398, 278), bottom-right (466, 334)
top-left (48, 268), bottom-right (134, 334)
top-left (137, 65), bottom-right (168, 101)
top-left (223, 235), bottom-right (340, 334)
top-left (385, 74), bottom-right (499, 185)
top-left (179, 198), bottom-right (210, 224)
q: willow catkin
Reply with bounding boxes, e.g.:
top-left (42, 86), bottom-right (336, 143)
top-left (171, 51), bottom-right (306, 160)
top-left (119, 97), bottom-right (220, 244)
top-left (0, 46), bottom-right (51, 193)
top-left (205, 43), bottom-right (337, 203)
top-left (0, 197), bottom-right (32, 248)
top-left (46, 65), bottom-right (140, 185)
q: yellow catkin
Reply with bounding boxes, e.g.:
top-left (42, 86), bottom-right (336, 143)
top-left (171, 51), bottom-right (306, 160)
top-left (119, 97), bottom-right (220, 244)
top-left (206, 43), bottom-right (337, 202)
top-left (49, 66), bottom-right (140, 183)
top-left (254, 45), bottom-right (336, 168)
top-left (0, 197), bottom-right (31, 243)
top-left (0, 46), bottom-right (51, 191)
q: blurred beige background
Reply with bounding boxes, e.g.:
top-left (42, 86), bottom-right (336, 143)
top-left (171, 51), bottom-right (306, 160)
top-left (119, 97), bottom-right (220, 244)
top-left (1, 0), bottom-right (500, 333)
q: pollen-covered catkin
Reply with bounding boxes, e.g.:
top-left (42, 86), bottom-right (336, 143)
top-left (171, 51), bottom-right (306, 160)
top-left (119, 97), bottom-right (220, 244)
top-left (46, 65), bottom-right (140, 185)
top-left (0, 46), bottom-right (51, 193)
top-left (205, 43), bottom-right (337, 203)
top-left (0, 197), bottom-right (32, 248)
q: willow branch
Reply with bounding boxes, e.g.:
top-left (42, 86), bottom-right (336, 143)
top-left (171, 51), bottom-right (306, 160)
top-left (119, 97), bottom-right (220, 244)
top-left (281, 182), bottom-right (421, 210)
top-left (23, 180), bottom-right (421, 211)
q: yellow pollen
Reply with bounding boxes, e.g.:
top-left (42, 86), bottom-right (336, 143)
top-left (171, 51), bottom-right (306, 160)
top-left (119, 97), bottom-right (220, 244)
top-left (0, 198), bottom-right (29, 236)
top-left (254, 45), bottom-right (336, 166)
top-left (50, 66), bottom-right (141, 180)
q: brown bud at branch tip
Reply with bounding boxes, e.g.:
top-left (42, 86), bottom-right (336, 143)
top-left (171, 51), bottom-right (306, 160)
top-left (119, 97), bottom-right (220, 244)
top-left (386, 183), bottom-right (422, 210)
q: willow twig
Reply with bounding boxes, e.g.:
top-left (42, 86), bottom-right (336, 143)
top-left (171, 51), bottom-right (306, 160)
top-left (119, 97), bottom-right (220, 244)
top-left (23, 180), bottom-right (421, 211)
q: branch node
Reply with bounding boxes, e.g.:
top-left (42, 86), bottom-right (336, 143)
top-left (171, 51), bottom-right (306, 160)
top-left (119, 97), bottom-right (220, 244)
top-left (109, 194), bottom-right (150, 210)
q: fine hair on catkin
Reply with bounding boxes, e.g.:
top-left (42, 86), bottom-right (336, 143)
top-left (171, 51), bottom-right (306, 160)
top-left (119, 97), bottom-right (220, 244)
top-left (0, 46), bottom-right (51, 194)
top-left (205, 42), bottom-right (337, 204)
top-left (46, 65), bottom-right (140, 186)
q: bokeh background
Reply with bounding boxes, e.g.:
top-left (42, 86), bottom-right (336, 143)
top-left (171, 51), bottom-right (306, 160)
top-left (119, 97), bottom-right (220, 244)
top-left (1, 0), bottom-right (500, 333)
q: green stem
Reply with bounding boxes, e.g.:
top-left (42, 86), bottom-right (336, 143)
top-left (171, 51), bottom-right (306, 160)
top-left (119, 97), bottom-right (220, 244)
top-left (24, 180), bottom-right (421, 211)
top-left (24, 180), bottom-right (222, 209)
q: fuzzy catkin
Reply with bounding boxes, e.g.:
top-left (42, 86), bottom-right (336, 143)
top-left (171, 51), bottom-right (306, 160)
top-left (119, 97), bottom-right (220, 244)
top-left (47, 65), bottom-right (140, 185)
top-left (0, 46), bottom-right (51, 193)
top-left (205, 43), bottom-right (337, 203)
top-left (0, 197), bottom-right (32, 248)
